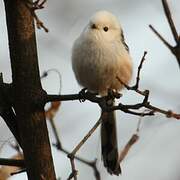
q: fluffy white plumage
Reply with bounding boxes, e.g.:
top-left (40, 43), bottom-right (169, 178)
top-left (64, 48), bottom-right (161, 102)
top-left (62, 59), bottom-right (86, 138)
top-left (72, 10), bottom-right (132, 95)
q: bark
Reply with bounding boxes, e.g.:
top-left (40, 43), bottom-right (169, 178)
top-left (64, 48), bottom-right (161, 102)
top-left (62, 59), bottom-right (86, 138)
top-left (3, 0), bottom-right (56, 179)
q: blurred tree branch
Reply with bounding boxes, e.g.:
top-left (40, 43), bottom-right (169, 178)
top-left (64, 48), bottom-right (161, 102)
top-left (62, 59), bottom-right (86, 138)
top-left (45, 51), bottom-right (180, 179)
top-left (42, 69), bottom-right (100, 180)
top-left (0, 74), bottom-right (21, 147)
top-left (51, 117), bottom-right (100, 180)
top-left (149, 0), bottom-right (180, 67)
top-left (0, 154), bottom-right (24, 180)
top-left (24, 0), bottom-right (49, 32)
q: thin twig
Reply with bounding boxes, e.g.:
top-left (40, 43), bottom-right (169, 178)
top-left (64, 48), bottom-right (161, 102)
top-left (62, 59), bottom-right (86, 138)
top-left (162, 0), bottom-right (179, 43)
top-left (149, 25), bottom-right (173, 51)
top-left (11, 168), bottom-right (26, 176)
top-left (42, 70), bottom-right (101, 180)
top-left (51, 118), bottom-right (96, 166)
top-left (113, 104), bottom-right (155, 117)
top-left (149, 0), bottom-right (180, 67)
top-left (41, 68), bottom-right (62, 94)
top-left (90, 160), bottom-right (101, 180)
top-left (32, 12), bottom-right (49, 32)
top-left (118, 134), bottom-right (139, 164)
top-left (115, 51), bottom-right (180, 119)
top-left (70, 117), bottom-right (102, 156)
top-left (118, 116), bottom-right (142, 165)
top-left (67, 117), bottom-right (102, 179)
top-left (117, 51), bottom-right (148, 94)
top-left (116, 94), bottom-right (180, 119)
top-left (9, 141), bottom-right (21, 153)
top-left (136, 115), bottom-right (143, 133)
top-left (54, 141), bottom-right (100, 180)
top-left (32, 0), bottom-right (47, 10)
top-left (67, 157), bottom-right (77, 180)
top-left (53, 141), bottom-right (100, 180)
top-left (24, 0), bottom-right (49, 32)
top-left (50, 119), bottom-right (63, 149)
top-left (134, 51), bottom-right (147, 89)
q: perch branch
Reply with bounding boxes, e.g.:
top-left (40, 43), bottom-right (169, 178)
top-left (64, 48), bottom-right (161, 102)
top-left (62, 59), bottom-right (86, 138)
top-left (45, 91), bottom-right (180, 120)
top-left (44, 49), bottom-right (180, 129)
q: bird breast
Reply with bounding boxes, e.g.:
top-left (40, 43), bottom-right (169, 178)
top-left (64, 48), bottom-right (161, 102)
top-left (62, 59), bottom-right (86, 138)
top-left (72, 32), bottom-right (132, 95)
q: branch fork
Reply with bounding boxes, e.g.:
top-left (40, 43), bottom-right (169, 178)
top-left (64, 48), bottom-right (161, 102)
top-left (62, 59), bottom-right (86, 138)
top-left (149, 0), bottom-right (180, 67)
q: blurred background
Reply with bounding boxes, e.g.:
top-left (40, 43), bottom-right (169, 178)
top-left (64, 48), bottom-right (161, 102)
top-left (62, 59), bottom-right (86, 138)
top-left (0, 0), bottom-right (180, 179)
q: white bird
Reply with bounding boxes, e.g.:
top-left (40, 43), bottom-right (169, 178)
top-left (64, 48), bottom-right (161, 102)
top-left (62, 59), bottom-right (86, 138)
top-left (72, 10), bottom-right (132, 175)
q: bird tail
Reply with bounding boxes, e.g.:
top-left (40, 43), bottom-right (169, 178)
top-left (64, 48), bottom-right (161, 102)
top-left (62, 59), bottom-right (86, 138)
top-left (101, 109), bottom-right (121, 175)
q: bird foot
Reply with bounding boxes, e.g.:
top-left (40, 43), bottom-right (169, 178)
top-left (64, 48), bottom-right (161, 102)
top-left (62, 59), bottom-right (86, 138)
top-left (78, 88), bottom-right (88, 102)
top-left (107, 89), bottom-right (122, 100)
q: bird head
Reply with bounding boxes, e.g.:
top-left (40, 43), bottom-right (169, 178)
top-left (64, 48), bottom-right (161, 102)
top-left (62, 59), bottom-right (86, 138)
top-left (86, 11), bottom-right (122, 42)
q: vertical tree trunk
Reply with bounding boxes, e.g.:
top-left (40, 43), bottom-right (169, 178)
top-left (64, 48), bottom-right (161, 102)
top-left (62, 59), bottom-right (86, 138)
top-left (3, 0), bottom-right (56, 179)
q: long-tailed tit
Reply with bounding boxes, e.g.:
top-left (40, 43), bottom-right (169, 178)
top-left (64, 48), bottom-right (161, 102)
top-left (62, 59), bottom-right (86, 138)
top-left (72, 10), bottom-right (132, 175)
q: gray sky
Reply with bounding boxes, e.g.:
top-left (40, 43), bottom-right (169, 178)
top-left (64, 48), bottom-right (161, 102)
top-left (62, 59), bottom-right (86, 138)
top-left (0, 0), bottom-right (180, 180)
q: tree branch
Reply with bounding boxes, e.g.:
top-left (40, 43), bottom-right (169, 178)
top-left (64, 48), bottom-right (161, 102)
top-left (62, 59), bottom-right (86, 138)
top-left (45, 52), bottom-right (180, 120)
top-left (3, 0), bottom-right (56, 179)
top-left (132, 51), bottom-right (147, 90)
top-left (0, 158), bottom-right (25, 167)
top-left (24, 0), bottom-right (49, 32)
top-left (149, 0), bottom-right (180, 67)
top-left (0, 74), bottom-right (21, 147)
top-left (161, 0), bottom-right (179, 43)
top-left (42, 70), bottom-right (101, 180)
top-left (118, 134), bottom-right (139, 163)
top-left (67, 117), bottom-right (102, 180)
top-left (45, 89), bottom-right (180, 120)
top-left (149, 25), bottom-right (173, 51)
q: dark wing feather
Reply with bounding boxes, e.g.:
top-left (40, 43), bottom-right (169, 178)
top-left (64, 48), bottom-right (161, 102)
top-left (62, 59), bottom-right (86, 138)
top-left (121, 30), bottom-right (129, 52)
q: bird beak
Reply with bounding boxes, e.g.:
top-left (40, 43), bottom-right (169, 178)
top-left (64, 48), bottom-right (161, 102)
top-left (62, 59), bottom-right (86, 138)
top-left (91, 23), bottom-right (97, 29)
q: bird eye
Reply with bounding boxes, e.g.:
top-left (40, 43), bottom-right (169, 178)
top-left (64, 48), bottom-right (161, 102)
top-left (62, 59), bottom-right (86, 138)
top-left (103, 26), bottom-right (108, 32)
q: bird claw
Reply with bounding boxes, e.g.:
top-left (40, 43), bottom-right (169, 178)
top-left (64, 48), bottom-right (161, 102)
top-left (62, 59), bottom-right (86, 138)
top-left (104, 90), bottom-right (122, 107)
top-left (107, 89), bottom-right (122, 100)
top-left (78, 88), bottom-right (88, 102)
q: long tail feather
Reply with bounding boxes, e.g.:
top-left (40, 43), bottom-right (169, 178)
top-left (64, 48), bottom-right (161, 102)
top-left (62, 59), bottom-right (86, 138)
top-left (101, 110), bottom-right (121, 175)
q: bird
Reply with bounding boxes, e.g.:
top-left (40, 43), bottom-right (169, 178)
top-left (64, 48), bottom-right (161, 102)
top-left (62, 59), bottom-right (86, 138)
top-left (71, 10), bottom-right (132, 175)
